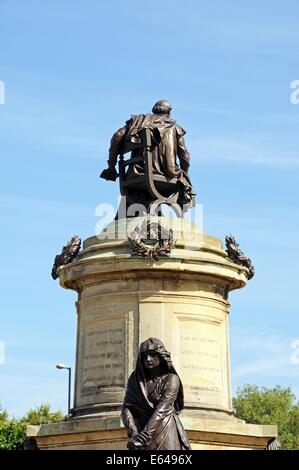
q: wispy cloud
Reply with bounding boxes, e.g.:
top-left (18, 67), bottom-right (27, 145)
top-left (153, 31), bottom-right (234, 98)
top-left (234, 356), bottom-right (299, 379)
top-left (133, 1), bottom-right (299, 54)
top-left (189, 139), bottom-right (299, 168)
top-left (0, 193), bottom-right (93, 222)
top-left (0, 111), bottom-right (104, 156)
top-left (178, 104), bottom-right (299, 127)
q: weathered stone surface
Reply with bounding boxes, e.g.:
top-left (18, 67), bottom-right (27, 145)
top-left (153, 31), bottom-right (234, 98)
top-left (27, 416), bottom-right (277, 450)
top-left (56, 217), bottom-right (248, 419)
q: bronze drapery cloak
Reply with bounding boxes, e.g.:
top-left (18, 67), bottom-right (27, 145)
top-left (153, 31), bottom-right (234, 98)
top-left (108, 114), bottom-right (195, 207)
top-left (121, 337), bottom-right (191, 450)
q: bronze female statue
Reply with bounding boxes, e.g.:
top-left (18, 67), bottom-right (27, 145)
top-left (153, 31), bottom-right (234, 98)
top-left (121, 337), bottom-right (191, 450)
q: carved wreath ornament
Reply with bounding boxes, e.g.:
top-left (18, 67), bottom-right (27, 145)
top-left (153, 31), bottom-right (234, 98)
top-left (128, 223), bottom-right (175, 261)
top-left (225, 234), bottom-right (255, 280)
top-left (51, 235), bottom-right (81, 279)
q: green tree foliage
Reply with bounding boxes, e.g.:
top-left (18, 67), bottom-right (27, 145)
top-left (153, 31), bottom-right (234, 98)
top-left (20, 404), bottom-right (64, 426)
top-left (0, 403), bottom-right (63, 450)
top-left (0, 404), bottom-right (8, 421)
top-left (0, 421), bottom-right (26, 450)
top-left (233, 385), bottom-right (299, 450)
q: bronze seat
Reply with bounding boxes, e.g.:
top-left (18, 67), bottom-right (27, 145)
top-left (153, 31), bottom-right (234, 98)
top-left (118, 128), bottom-right (181, 214)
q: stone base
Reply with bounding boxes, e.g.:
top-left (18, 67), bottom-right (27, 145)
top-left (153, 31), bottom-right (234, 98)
top-left (58, 217), bottom-right (250, 420)
top-left (40, 217), bottom-right (277, 451)
top-left (27, 416), bottom-right (277, 450)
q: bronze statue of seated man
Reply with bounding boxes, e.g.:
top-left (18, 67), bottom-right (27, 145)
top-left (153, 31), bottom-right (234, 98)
top-left (100, 100), bottom-right (195, 215)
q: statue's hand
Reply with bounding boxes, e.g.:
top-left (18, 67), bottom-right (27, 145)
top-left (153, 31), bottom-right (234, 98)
top-left (135, 431), bottom-right (150, 446)
top-left (129, 429), bottom-right (139, 439)
top-left (127, 440), bottom-right (139, 450)
top-left (127, 431), bottom-right (150, 450)
top-left (100, 167), bottom-right (118, 182)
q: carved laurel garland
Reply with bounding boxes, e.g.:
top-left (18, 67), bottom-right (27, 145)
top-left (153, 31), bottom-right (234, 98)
top-left (225, 234), bottom-right (255, 280)
top-left (51, 235), bottom-right (81, 279)
top-left (128, 224), bottom-right (175, 261)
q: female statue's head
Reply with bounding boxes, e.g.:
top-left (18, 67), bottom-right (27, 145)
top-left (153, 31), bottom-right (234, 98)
top-left (126, 337), bottom-right (185, 413)
top-left (138, 337), bottom-right (173, 374)
top-left (142, 351), bottom-right (161, 370)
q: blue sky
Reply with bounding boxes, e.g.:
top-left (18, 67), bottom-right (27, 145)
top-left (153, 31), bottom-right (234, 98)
top-left (0, 0), bottom-right (298, 417)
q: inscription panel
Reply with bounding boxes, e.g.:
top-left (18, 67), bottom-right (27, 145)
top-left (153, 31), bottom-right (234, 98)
top-left (79, 319), bottom-right (125, 398)
top-left (178, 318), bottom-right (226, 405)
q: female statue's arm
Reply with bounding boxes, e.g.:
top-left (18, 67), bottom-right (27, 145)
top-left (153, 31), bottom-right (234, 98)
top-left (121, 404), bottom-right (138, 438)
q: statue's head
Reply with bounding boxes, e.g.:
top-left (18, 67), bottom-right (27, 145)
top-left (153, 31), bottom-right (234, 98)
top-left (139, 337), bottom-right (172, 372)
top-left (142, 351), bottom-right (161, 370)
top-left (152, 100), bottom-right (172, 116)
top-left (136, 337), bottom-right (185, 412)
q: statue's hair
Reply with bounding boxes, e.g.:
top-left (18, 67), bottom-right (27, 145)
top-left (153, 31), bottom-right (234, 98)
top-left (152, 100), bottom-right (172, 115)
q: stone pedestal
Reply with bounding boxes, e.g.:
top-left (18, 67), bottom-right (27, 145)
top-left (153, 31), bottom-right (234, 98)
top-left (30, 216), bottom-right (277, 449)
top-left (27, 416), bottom-right (277, 450)
top-left (60, 217), bottom-right (247, 420)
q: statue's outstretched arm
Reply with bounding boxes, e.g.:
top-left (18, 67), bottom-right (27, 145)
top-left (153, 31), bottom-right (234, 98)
top-left (108, 126), bottom-right (127, 167)
top-left (100, 125), bottom-right (127, 181)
